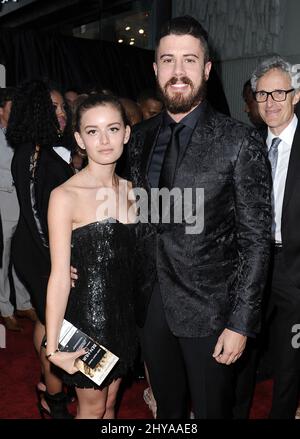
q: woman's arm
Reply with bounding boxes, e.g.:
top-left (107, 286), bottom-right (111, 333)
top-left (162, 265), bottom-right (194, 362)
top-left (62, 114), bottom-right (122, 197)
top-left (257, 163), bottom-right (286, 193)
top-left (45, 186), bottom-right (85, 373)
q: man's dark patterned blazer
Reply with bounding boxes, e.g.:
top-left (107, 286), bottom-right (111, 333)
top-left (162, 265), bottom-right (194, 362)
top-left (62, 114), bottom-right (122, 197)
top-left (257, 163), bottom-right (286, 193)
top-left (129, 103), bottom-right (272, 337)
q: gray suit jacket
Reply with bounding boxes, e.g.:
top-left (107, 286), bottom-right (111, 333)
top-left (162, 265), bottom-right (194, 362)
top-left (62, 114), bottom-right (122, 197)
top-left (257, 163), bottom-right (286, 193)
top-left (0, 128), bottom-right (19, 221)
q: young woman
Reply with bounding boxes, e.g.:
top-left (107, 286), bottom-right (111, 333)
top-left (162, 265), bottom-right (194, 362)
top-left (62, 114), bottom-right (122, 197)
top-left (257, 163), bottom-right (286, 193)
top-left (45, 94), bottom-right (138, 419)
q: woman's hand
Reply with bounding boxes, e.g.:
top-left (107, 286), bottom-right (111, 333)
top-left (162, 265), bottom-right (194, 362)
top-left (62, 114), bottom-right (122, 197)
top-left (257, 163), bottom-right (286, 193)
top-left (48, 349), bottom-right (86, 374)
top-left (70, 265), bottom-right (78, 288)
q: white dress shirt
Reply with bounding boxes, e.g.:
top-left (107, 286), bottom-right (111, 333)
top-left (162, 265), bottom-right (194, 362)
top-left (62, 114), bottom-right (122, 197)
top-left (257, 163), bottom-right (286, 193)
top-left (267, 114), bottom-right (298, 243)
top-left (53, 145), bottom-right (71, 164)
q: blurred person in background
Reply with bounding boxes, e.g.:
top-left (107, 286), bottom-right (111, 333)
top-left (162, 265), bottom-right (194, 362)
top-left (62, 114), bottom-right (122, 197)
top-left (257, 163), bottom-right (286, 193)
top-left (137, 89), bottom-right (164, 120)
top-left (7, 80), bottom-right (74, 418)
top-left (119, 97), bottom-right (143, 126)
top-left (242, 79), bottom-right (266, 132)
top-left (0, 87), bottom-right (36, 332)
top-left (64, 88), bottom-right (79, 111)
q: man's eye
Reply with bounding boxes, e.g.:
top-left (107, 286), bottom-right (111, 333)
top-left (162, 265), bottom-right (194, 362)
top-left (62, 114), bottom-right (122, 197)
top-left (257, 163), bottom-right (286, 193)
top-left (162, 58), bottom-right (172, 63)
top-left (87, 130), bottom-right (96, 135)
top-left (110, 127), bottom-right (119, 133)
top-left (185, 58), bottom-right (195, 63)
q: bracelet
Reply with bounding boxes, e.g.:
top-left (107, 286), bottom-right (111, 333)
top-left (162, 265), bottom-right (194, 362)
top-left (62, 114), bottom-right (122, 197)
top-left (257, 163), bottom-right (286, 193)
top-left (46, 349), bottom-right (59, 359)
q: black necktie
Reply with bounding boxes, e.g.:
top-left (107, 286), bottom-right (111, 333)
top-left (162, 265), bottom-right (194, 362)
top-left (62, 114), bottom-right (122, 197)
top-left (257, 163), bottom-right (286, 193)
top-left (159, 122), bottom-right (185, 189)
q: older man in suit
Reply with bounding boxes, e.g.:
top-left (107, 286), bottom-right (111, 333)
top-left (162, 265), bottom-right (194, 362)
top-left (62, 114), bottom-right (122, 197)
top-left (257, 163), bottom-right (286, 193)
top-left (250, 56), bottom-right (300, 418)
top-left (0, 88), bottom-right (37, 331)
top-left (128, 16), bottom-right (272, 418)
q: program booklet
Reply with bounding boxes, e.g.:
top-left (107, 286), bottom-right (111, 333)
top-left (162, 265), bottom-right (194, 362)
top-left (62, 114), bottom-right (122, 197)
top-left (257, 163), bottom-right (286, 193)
top-left (45, 319), bottom-right (119, 386)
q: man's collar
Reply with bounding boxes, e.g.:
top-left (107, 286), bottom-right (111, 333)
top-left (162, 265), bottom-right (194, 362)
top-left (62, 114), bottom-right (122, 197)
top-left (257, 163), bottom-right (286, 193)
top-left (162, 100), bottom-right (207, 129)
top-left (267, 114), bottom-right (298, 148)
top-left (53, 146), bottom-right (71, 164)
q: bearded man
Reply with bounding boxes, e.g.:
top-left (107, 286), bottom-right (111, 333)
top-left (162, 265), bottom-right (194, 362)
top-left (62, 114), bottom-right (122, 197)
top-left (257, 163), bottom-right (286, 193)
top-left (128, 15), bottom-right (272, 419)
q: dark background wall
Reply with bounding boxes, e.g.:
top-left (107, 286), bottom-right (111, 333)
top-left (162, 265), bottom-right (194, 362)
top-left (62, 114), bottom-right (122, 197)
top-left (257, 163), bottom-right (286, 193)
top-left (0, 28), bottom-right (156, 98)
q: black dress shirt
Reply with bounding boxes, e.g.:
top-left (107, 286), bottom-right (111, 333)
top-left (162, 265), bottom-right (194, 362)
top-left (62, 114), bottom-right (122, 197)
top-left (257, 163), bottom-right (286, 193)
top-left (148, 101), bottom-right (207, 188)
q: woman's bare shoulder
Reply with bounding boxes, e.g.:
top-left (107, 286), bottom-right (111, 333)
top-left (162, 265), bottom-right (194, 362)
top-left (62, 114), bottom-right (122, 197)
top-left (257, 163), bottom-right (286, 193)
top-left (53, 171), bottom-right (88, 197)
top-left (50, 182), bottom-right (78, 206)
top-left (118, 177), bottom-right (134, 190)
top-left (61, 171), bottom-right (85, 188)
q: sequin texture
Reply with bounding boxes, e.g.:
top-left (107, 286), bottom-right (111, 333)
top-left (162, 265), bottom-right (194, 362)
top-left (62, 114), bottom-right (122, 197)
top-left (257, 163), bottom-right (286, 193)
top-left (62, 220), bottom-right (138, 389)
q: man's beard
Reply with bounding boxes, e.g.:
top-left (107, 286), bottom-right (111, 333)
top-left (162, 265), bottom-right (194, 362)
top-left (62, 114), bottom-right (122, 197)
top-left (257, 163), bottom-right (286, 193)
top-left (157, 74), bottom-right (207, 114)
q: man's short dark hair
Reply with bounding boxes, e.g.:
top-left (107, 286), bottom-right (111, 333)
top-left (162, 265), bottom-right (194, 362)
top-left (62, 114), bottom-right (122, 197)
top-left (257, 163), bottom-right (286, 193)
top-left (242, 79), bottom-right (253, 100)
top-left (0, 87), bottom-right (16, 107)
top-left (155, 15), bottom-right (210, 63)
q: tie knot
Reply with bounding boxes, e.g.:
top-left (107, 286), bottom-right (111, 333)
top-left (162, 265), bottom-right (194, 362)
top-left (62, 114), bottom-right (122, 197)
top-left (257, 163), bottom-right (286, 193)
top-left (170, 122), bottom-right (185, 135)
top-left (270, 137), bottom-right (281, 149)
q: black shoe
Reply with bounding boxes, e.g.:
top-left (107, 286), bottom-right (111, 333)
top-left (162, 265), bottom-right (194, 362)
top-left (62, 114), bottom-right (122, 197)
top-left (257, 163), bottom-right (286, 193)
top-left (37, 391), bottom-right (74, 419)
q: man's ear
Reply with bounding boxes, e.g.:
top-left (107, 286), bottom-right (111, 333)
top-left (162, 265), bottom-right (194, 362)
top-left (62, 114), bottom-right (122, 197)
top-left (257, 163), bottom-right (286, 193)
top-left (124, 125), bottom-right (131, 144)
top-left (204, 61), bottom-right (212, 81)
top-left (293, 90), bottom-right (300, 106)
top-left (74, 131), bottom-right (85, 150)
top-left (153, 62), bottom-right (158, 78)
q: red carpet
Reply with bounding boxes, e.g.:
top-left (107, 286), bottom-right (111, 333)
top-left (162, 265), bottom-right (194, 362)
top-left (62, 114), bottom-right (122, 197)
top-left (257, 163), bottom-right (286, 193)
top-left (0, 318), bottom-right (272, 419)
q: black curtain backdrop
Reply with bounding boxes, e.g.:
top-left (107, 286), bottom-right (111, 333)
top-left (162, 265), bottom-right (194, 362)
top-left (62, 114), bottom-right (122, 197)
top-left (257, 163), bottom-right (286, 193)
top-left (0, 28), bottom-right (230, 114)
top-left (0, 29), bottom-right (156, 98)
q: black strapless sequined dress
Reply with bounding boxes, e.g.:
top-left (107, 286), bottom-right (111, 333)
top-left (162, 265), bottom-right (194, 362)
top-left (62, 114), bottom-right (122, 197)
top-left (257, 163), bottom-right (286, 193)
top-left (62, 219), bottom-right (138, 389)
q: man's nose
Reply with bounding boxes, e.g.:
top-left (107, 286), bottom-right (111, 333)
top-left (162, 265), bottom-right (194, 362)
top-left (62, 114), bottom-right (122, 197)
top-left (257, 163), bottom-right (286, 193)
top-left (173, 59), bottom-right (185, 76)
top-left (265, 94), bottom-right (275, 107)
top-left (57, 105), bottom-right (65, 115)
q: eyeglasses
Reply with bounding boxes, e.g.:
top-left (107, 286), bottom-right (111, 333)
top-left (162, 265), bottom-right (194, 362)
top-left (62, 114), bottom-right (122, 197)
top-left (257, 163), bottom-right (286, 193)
top-left (254, 88), bottom-right (294, 103)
